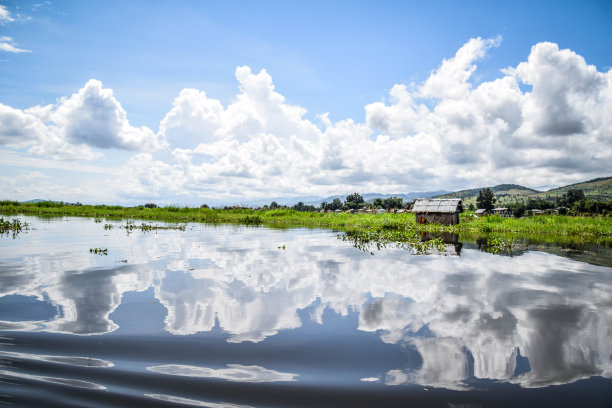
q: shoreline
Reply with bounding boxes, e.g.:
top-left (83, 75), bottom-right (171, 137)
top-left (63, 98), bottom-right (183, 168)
top-left (1, 201), bottom-right (611, 241)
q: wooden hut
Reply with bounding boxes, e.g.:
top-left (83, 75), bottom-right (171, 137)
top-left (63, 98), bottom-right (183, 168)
top-left (475, 209), bottom-right (489, 217)
top-left (411, 198), bottom-right (463, 225)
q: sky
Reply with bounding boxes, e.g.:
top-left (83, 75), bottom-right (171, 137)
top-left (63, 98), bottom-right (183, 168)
top-left (1, 0), bottom-right (611, 206)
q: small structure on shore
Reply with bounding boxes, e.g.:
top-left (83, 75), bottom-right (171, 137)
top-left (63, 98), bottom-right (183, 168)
top-left (475, 208), bottom-right (489, 217)
top-left (412, 198), bottom-right (463, 225)
top-left (492, 208), bottom-right (513, 218)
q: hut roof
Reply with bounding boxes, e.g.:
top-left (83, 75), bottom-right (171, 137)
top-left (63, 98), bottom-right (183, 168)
top-left (411, 198), bottom-right (462, 214)
top-left (475, 209), bottom-right (488, 214)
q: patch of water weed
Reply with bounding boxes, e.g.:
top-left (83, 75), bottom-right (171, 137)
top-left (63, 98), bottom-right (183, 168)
top-left (90, 248), bottom-right (108, 255)
top-left (0, 217), bottom-right (29, 238)
top-left (243, 215), bottom-right (263, 225)
top-left (477, 236), bottom-right (515, 254)
top-left (120, 219), bottom-right (187, 233)
top-left (340, 225), bottom-right (446, 255)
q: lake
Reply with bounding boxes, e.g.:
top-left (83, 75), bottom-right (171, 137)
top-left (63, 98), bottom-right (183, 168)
top-left (1, 216), bottom-right (611, 407)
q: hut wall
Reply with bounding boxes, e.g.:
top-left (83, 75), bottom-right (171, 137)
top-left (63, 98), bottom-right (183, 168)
top-left (415, 212), bottom-right (459, 226)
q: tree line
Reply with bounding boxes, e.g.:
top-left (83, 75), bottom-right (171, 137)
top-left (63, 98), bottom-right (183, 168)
top-left (260, 193), bottom-right (408, 212)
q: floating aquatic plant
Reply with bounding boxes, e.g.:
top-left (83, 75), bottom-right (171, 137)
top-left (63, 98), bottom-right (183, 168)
top-left (481, 236), bottom-right (514, 254)
top-left (104, 220), bottom-right (187, 234)
top-left (0, 217), bottom-right (29, 238)
top-left (243, 215), bottom-right (263, 225)
top-left (340, 224), bottom-right (446, 255)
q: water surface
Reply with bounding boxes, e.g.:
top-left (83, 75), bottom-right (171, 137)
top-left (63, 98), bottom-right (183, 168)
top-left (1, 216), bottom-right (611, 407)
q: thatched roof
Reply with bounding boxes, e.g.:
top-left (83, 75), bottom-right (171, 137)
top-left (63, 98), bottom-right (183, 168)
top-left (411, 198), bottom-right (463, 214)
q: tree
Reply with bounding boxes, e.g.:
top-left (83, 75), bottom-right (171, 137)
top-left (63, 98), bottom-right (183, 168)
top-left (558, 189), bottom-right (585, 207)
top-left (372, 198), bottom-right (384, 208)
top-left (508, 202), bottom-right (525, 217)
top-left (329, 198), bottom-right (343, 211)
top-left (320, 199), bottom-right (343, 211)
top-left (476, 188), bottom-right (496, 211)
top-left (270, 201), bottom-right (279, 209)
top-left (345, 193), bottom-right (364, 204)
top-left (526, 198), bottom-right (554, 210)
top-left (292, 202), bottom-right (316, 212)
top-left (382, 197), bottom-right (403, 210)
top-left (344, 192), bottom-right (365, 210)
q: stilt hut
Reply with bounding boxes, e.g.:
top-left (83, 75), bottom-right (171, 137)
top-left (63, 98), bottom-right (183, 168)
top-left (411, 198), bottom-right (463, 225)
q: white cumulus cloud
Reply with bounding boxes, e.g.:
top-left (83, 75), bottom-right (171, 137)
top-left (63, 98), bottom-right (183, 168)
top-left (1, 38), bottom-right (611, 202)
top-left (0, 80), bottom-right (166, 160)
top-left (109, 39), bottom-right (612, 201)
top-left (0, 5), bottom-right (15, 24)
top-left (0, 36), bottom-right (30, 53)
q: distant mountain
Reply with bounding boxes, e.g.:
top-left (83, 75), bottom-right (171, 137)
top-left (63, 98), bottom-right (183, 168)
top-left (434, 177), bottom-right (612, 206)
top-left (22, 199), bottom-right (47, 203)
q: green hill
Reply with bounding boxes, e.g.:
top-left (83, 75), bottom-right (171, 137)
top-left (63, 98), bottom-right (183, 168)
top-left (435, 184), bottom-right (540, 207)
top-left (434, 177), bottom-right (612, 207)
top-left (535, 177), bottom-right (612, 202)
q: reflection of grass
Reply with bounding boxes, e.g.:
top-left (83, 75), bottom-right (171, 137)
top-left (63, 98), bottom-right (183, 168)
top-left (1, 201), bottom-right (611, 242)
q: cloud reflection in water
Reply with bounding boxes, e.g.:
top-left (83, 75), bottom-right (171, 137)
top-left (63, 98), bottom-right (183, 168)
top-left (1, 221), bottom-right (611, 391)
top-left (147, 364), bottom-right (298, 383)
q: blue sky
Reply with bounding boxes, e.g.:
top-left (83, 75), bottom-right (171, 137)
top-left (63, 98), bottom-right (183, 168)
top-left (1, 1), bottom-right (611, 205)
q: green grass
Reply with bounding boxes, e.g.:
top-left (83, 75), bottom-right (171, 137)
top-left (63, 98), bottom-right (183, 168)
top-left (1, 201), bottom-right (610, 242)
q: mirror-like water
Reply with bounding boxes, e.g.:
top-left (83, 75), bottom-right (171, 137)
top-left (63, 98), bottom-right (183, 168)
top-left (1, 216), bottom-right (611, 407)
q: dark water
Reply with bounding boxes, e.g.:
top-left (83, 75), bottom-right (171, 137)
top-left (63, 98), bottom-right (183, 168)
top-left (0, 216), bottom-right (611, 407)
